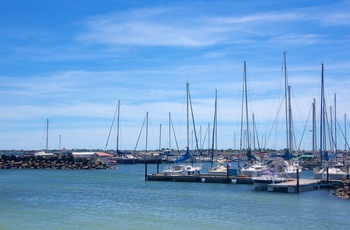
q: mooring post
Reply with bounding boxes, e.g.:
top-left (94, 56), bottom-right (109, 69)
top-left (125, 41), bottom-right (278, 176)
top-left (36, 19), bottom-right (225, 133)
top-left (296, 166), bottom-right (300, 193)
top-left (226, 165), bottom-right (229, 178)
top-left (145, 163), bottom-right (148, 181)
top-left (226, 164), bottom-right (230, 183)
top-left (157, 162), bottom-right (159, 174)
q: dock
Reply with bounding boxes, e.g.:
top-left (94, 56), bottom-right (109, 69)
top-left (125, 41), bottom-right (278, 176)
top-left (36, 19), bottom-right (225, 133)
top-left (267, 179), bottom-right (320, 193)
top-left (144, 164), bottom-right (347, 194)
top-left (146, 173), bottom-right (253, 184)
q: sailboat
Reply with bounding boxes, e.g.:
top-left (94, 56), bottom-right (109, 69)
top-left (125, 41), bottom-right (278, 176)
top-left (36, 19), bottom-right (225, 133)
top-left (105, 100), bottom-right (137, 164)
top-left (35, 119), bottom-right (54, 156)
top-left (237, 61), bottom-right (268, 177)
top-left (162, 82), bottom-right (202, 175)
top-left (251, 57), bottom-right (291, 190)
top-left (313, 63), bottom-right (347, 180)
top-left (281, 52), bottom-right (302, 178)
top-left (208, 89), bottom-right (230, 175)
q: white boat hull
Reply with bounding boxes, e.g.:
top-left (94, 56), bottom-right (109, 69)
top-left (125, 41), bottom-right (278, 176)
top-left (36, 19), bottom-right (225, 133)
top-left (252, 175), bottom-right (288, 191)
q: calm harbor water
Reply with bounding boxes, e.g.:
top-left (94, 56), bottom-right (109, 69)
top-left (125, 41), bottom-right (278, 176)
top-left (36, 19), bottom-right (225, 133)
top-left (0, 162), bottom-right (349, 230)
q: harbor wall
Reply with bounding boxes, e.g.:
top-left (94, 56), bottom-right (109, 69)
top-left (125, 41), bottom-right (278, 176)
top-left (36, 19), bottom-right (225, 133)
top-left (0, 153), bottom-right (110, 169)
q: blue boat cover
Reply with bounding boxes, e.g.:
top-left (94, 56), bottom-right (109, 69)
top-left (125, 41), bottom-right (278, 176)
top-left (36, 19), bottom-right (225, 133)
top-left (246, 149), bottom-right (257, 161)
top-left (323, 151), bottom-right (337, 161)
top-left (282, 149), bottom-right (293, 160)
top-left (175, 148), bottom-right (192, 162)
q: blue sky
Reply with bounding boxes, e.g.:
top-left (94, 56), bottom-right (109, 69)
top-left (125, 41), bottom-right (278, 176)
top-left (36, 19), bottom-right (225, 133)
top-left (1, 0), bottom-right (349, 151)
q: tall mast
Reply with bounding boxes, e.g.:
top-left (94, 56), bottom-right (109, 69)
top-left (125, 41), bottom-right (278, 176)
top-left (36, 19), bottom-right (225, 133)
top-left (169, 112), bottom-right (171, 150)
top-left (334, 94), bottom-right (337, 154)
top-left (186, 82), bottom-right (190, 150)
top-left (207, 123), bottom-right (210, 152)
top-left (312, 98), bottom-right (317, 153)
top-left (116, 100), bottom-right (120, 152)
top-left (211, 89), bottom-right (217, 167)
top-left (345, 114), bottom-right (347, 152)
top-left (320, 63), bottom-right (324, 166)
top-left (288, 85), bottom-right (293, 151)
top-left (59, 134), bottom-right (61, 151)
top-left (159, 124), bottom-right (162, 150)
top-left (146, 112), bottom-right (148, 152)
top-left (46, 118), bottom-right (49, 151)
top-left (145, 112), bottom-right (148, 153)
top-left (244, 61), bottom-right (250, 149)
top-left (284, 51), bottom-right (289, 150)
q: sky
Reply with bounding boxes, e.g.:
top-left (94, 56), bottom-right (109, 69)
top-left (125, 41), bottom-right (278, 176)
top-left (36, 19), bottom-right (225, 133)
top-left (1, 0), bottom-right (350, 152)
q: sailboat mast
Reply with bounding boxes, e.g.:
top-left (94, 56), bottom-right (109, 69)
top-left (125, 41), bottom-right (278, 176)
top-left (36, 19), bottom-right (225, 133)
top-left (211, 89), bottom-right (217, 167)
top-left (186, 82), bottom-right (190, 150)
top-left (288, 85), bottom-right (293, 151)
top-left (320, 63), bottom-right (324, 166)
top-left (116, 100), bottom-right (120, 152)
top-left (59, 134), bottom-right (61, 151)
top-left (159, 124), bottom-right (162, 150)
top-left (334, 94), bottom-right (337, 154)
top-left (345, 114), bottom-right (347, 152)
top-left (169, 112), bottom-right (171, 150)
top-left (46, 118), bottom-right (49, 151)
top-left (312, 98), bottom-right (317, 153)
top-left (146, 112), bottom-right (148, 153)
top-left (284, 51), bottom-right (290, 150)
top-left (244, 61), bottom-right (250, 149)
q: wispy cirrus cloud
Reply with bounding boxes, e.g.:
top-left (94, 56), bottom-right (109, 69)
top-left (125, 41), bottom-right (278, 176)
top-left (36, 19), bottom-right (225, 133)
top-left (77, 2), bottom-right (350, 49)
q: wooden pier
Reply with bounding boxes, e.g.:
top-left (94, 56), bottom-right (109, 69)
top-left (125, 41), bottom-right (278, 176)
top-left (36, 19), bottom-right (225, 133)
top-left (146, 173), bottom-right (253, 184)
top-left (144, 164), bottom-right (347, 194)
top-left (267, 179), bottom-right (320, 193)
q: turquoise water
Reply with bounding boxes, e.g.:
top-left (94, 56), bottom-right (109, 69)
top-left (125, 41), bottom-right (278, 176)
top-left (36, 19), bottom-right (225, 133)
top-left (0, 163), bottom-right (349, 230)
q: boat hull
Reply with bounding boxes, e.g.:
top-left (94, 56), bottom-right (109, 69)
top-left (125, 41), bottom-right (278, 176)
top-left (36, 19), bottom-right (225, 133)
top-left (252, 175), bottom-right (288, 191)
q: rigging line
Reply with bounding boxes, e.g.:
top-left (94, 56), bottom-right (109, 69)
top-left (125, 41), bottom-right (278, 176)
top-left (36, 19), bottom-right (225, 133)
top-left (200, 124), bottom-right (209, 150)
top-left (264, 95), bottom-right (284, 149)
top-left (324, 107), bottom-right (337, 151)
top-left (290, 88), bottom-right (304, 145)
top-left (105, 102), bottom-right (118, 150)
top-left (264, 64), bottom-right (285, 149)
top-left (188, 89), bottom-right (202, 155)
top-left (335, 118), bottom-right (350, 149)
top-left (253, 113), bottom-right (261, 152)
top-left (39, 121), bottom-right (47, 150)
top-left (170, 114), bottom-right (181, 154)
top-left (297, 102), bottom-right (312, 151)
top-left (134, 112), bottom-right (147, 151)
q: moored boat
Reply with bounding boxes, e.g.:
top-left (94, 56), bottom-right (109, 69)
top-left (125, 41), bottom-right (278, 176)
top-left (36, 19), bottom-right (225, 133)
top-left (252, 169), bottom-right (289, 190)
top-left (162, 164), bottom-right (202, 176)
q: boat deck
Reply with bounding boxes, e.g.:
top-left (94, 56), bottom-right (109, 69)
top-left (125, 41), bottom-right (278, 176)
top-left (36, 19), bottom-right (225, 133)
top-left (267, 179), bottom-right (319, 193)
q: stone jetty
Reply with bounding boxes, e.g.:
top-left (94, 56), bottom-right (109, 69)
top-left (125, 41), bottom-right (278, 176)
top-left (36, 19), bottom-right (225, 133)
top-left (334, 182), bottom-right (350, 199)
top-left (0, 153), bottom-right (110, 169)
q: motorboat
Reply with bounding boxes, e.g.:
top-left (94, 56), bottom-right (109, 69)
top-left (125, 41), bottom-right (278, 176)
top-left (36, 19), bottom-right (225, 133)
top-left (252, 169), bottom-right (289, 191)
top-left (313, 166), bottom-right (347, 180)
top-left (162, 164), bottom-right (202, 176)
top-left (241, 162), bottom-right (268, 177)
top-left (269, 158), bottom-right (302, 178)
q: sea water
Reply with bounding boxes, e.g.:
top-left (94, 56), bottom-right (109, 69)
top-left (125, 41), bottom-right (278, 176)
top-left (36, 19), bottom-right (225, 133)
top-left (0, 162), bottom-right (349, 230)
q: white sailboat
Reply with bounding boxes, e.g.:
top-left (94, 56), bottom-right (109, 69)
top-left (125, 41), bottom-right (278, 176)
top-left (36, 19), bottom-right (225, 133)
top-left (208, 89), bottom-right (230, 175)
top-left (252, 53), bottom-right (298, 189)
top-left (313, 63), bottom-right (347, 180)
top-left (237, 61), bottom-right (267, 177)
top-left (162, 82), bottom-right (202, 175)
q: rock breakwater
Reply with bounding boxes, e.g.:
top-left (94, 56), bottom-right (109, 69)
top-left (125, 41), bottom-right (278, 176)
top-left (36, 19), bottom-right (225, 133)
top-left (0, 153), bottom-right (110, 169)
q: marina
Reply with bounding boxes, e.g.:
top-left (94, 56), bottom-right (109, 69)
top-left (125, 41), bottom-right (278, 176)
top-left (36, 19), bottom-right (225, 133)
top-left (144, 162), bottom-right (349, 194)
top-left (1, 163), bottom-right (349, 230)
